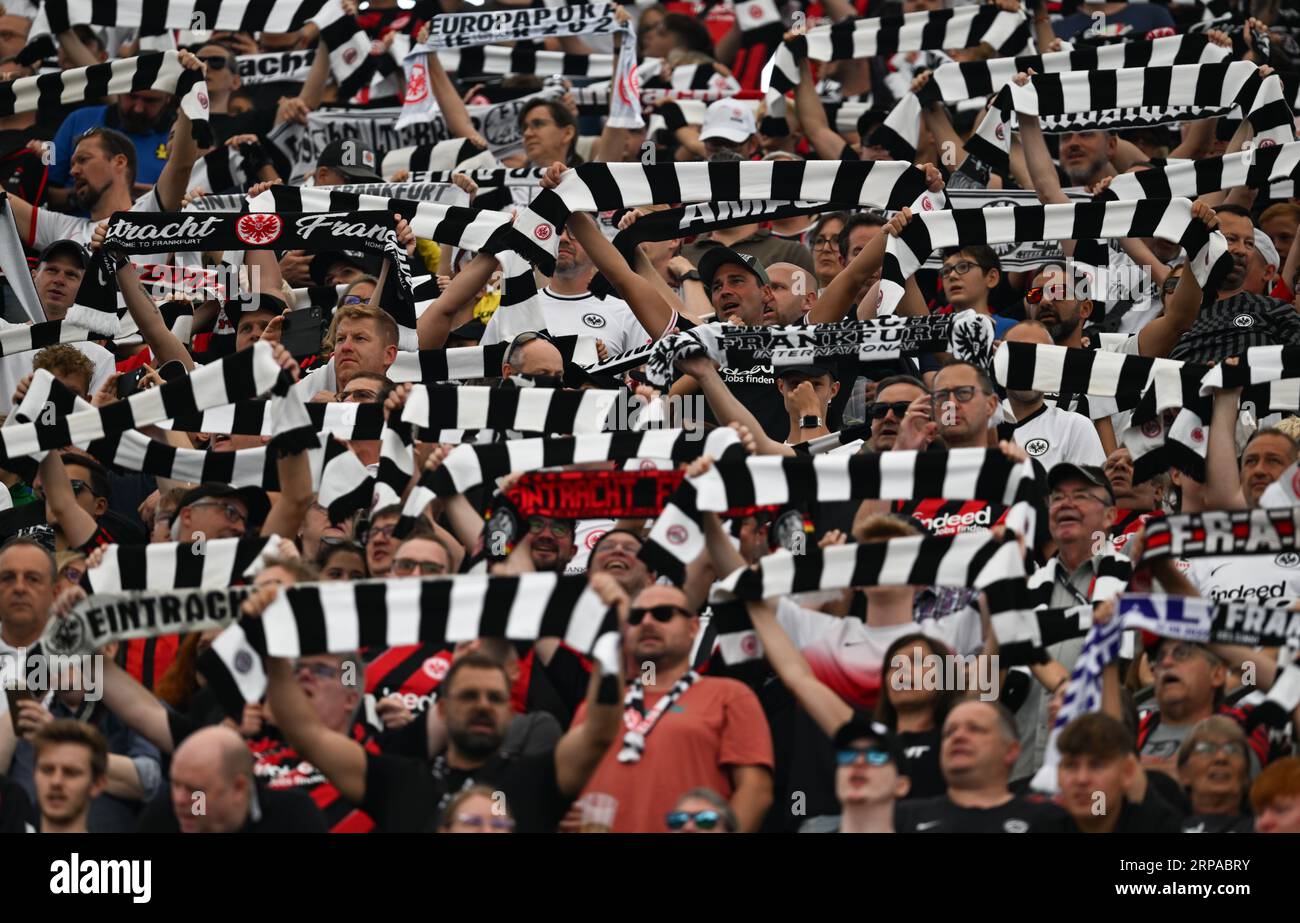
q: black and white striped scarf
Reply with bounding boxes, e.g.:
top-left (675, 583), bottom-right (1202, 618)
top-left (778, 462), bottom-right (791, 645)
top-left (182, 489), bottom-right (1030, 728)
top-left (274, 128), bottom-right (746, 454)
top-left (397, 383), bottom-right (620, 434)
top-left (163, 401), bottom-right (385, 440)
top-left (763, 4), bottom-right (1033, 102)
top-left (0, 49), bottom-right (213, 147)
top-left (642, 449), bottom-right (1042, 585)
top-left (85, 537), bottom-right (282, 593)
top-left (1096, 140), bottom-right (1300, 203)
top-left (0, 342), bottom-right (282, 466)
top-left (384, 335), bottom-right (598, 384)
top-left (965, 62), bottom-right (1296, 178)
top-left (992, 341), bottom-right (1194, 416)
top-left (514, 160), bottom-right (935, 272)
top-left (0, 319), bottom-right (93, 358)
top-left (640, 315), bottom-right (991, 389)
top-left (881, 199), bottom-right (1233, 315)
top-left (438, 43), bottom-right (615, 78)
top-left (1141, 509), bottom-right (1300, 564)
top-left (619, 668), bottom-right (699, 763)
top-left (1025, 552), bottom-right (1134, 612)
top-left (874, 33), bottom-right (1231, 161)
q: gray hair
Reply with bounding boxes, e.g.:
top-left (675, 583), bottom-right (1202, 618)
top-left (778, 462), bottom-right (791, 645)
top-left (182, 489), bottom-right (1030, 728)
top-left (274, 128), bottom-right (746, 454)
top-left (673, 787), bottom-right (738, 831)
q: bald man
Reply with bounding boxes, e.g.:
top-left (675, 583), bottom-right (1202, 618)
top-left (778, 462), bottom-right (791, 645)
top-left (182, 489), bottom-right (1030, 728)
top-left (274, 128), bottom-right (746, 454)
top-left (997, 321), bottom-right (1105, 472)
top-left (138, 726), bottom-right (326, 833)
top-left (767, 262), bottom-right (818, 325)
top-left (573, 585), bottom-right (774, 832)
top-left (502, 332), bottom-right (565, 381)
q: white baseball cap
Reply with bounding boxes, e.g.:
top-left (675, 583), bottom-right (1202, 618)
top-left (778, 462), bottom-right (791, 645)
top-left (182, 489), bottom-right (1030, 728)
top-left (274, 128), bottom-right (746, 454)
top-left (700, 100), bottom-right (757, 143)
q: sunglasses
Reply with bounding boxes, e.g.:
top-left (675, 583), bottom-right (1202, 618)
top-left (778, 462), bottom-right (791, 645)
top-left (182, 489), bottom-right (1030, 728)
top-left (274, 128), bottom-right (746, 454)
top-left (198, 55), bottom-right (230, 70)
top-left (392, 558), bottom-right (446, 576)
top-left (665, 810), bottom-right (723, 831)
top-left (836, 747), bottom-right (893, 767)
top-left (340, 294), bottom-right (366, 305)
top-left (628, 605), bottom-right (691, 626)
top-left (868, 400), bottom-right (911, 421)
top-left (69, 478), bottom-right (92, 496)
top-left (454, 814), bottom-right (516, 831)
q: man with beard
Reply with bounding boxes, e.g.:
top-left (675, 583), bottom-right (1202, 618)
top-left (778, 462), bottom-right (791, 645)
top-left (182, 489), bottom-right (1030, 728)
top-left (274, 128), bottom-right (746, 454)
top-left (996, 321), bottom-right (1105, 472)
top-left (31, 720), bottom-right (108, 834)
top-left (9, 49), bottom-right (207, 251)
top-left (766, 263), bottom-right (818, 325)
top-left (1169, 205), bottom-right (1300, 363)
top-left (265, 575), bottom-right (627, 832)
top-left (573, 584), bottom-right (773, 832)
top-left (48, 71), bottom-right (176, 192)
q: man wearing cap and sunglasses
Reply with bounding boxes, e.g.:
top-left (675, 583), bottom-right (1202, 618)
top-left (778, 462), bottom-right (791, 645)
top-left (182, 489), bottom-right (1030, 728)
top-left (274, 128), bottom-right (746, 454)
top-left (573, 584), bottom-right (773, 832)
top-left (800, 718), bottom-right (912, 833)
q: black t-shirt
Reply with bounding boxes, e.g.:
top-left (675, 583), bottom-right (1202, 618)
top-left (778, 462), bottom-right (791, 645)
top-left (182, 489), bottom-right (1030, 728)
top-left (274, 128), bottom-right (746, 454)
top-left (361, 748), bottom-right (571, 833)
top-left (0, 774), bottom-right (35, 832)
top-left (897, 728), bottom-right (945, 800)
top-left (1181, 812), bottom-right (1254, 833)
top-left (137, 780), bottom-right (328, 832)
top-left (895, 793), bottom-right (1073, 833)
top-left (1109, 794), bottom-right (1184, 833)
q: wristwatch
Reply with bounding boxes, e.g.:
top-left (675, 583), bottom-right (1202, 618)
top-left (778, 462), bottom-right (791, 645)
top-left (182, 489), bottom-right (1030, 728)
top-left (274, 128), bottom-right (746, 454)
top-left (800, 415), bottom-right (823, 429)
top-left (680, 270), bottom-right (701, 283)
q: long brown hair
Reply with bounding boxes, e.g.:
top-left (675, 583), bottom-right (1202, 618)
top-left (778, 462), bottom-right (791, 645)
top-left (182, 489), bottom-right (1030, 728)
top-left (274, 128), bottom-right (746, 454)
top-left (155, 632), bottom-right (205, 710)
top-left (873, 632), bottom-right (961, 730)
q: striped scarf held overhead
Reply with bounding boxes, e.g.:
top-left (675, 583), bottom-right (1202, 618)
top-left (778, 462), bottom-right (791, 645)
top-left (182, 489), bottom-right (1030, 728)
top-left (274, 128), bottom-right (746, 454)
top-left (762, 3), bottom-right (1033, 103)
top-left (514, 160), bottom-right (938, 273)
top-left (873, 33), bottom-right (1232, 161)
top-left (1096, 140), bottom-right (1300, 203)
top-left (880, 199), bottom-right (1233, 316)
top-left (965, 61), bottom-right (1296, 178)
top-left (0, 50), bottom-right (213, 147)
top-left (641, 449), bottom-right (1043, 585)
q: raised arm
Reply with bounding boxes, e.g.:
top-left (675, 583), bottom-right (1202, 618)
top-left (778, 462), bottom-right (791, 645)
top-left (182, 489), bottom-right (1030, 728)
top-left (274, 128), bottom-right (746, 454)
top-left (809, 205), bottom-right (918, 324)
top-left (418, 251), bottom-right (500, 349)
top-left (793, 57), bottom-right (848, 160)
top-left (260, 347), bottom-right (315, 539)
top-left (153, 50), bottom-right (206, 211)
top-left (39, 451), bottom-right (98, 549)
top-left (566, 210), bottom-right (676, 340)
top-left (676, 355), bottom-right (793, 456)
top-left (553, 575), bottom-right (627, 796)
top-left (266, 653), bottom-right (367, 804)
top-left (111, 254), bottom-right (195, 370)
top-left (745, 598), bottom-right (853, 738)
top-left (1133, 202), bottom-right (1215, 357)
top-left (1204, 386), bottom-right (1248, 511)
top-left (426, 49), bottom-right (488, 150)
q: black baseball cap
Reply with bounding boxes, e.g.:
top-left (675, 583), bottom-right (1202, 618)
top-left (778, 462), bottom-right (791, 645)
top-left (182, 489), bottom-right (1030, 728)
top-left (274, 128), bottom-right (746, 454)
top-left (1047, 463), bottom-right (1115, 504)
top-left (39, 239), bottom-right (88, 269)
top-left (224, 292), bottom-right (289, 327)
top-left (832, 715), bottom-right (902, 764)
top-left (176, 483), bottom-right (271, 530)
top-left (697, 247), bottom-right (770, 292)
top-left (309, 250), bottom-right (372, 286)
top-left (316, 139), bottom-right (383, 182)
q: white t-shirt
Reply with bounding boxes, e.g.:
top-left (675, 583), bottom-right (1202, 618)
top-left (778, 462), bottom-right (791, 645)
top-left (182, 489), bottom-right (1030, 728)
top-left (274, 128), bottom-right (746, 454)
top-left (33, 188), bottom-right (163, 251)
top-left (1184, 553), bottom-right (1300, 604)
top-left (0, 325), bottom-right (115, 414)
top-left (775, 597), bottom-right (982, 710)
top-left (480, 288), bottom-right (653, 354)
top-left (1008, 404), bottom-right (1106, 472)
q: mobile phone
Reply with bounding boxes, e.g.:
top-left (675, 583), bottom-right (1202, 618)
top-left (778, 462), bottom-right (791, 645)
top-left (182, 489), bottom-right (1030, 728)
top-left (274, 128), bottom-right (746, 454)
top-left (157, 359), bottom-right (188, 383)
top-left (281, 306), bottom-right (325, 359)
top-left (5, 684), bottom-right (35, 734)
top-left (117, 367), bottom-right (147, 399)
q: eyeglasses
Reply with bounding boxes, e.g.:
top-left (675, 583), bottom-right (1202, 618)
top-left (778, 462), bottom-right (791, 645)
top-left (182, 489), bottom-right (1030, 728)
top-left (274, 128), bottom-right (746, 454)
top-left (392, 558), bottom-right (446, 576)
top-left (59, 566), bottom-right (84, 585)
top-left (340, 294), bottom-right (366, 306)
top-left (528, 518), bottom-right (572, 538)
top-left (198, 55), bottom-right (230, 71)
top-left (932, 386), bottom-right (980, 405)
top-left (68, 479), bottom-right (92, 496)
top-left (939, 259), bottom-right (982, 279)
top-left (1048, 491), bottom-right (1110, 507)
top-left (339, 388), bottom-right (378, 402)
top-left (1153, 641), bottom-right (1208, 669)
top-left (628, 604), bottom-right (692, 626)
top-left (367, 523), bottom-right (397, 542)
top-left (812, 236), bottom-right (839, 250)
top-left (1191, 740), bottom-right (1247, 759)
top-left (665, 810), bottom-right (723, 831)
top-left (453, 814), bottom-right (516, 831)
top-left (294, 661), bottom-right (341, 680)
top-left (836, 747), bottom-right (893, 767)
top-left (868, 400), bottom-right (911, 421)
top-left (188, 500), bottom-right (247, 524)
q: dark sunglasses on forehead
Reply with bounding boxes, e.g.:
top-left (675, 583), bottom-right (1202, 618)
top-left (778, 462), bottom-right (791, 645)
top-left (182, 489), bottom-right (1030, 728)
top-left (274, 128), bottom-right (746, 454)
top-left (868, 400), bottom-right (911, 421)
top-left (628, 605), bottom-right (693, 626)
